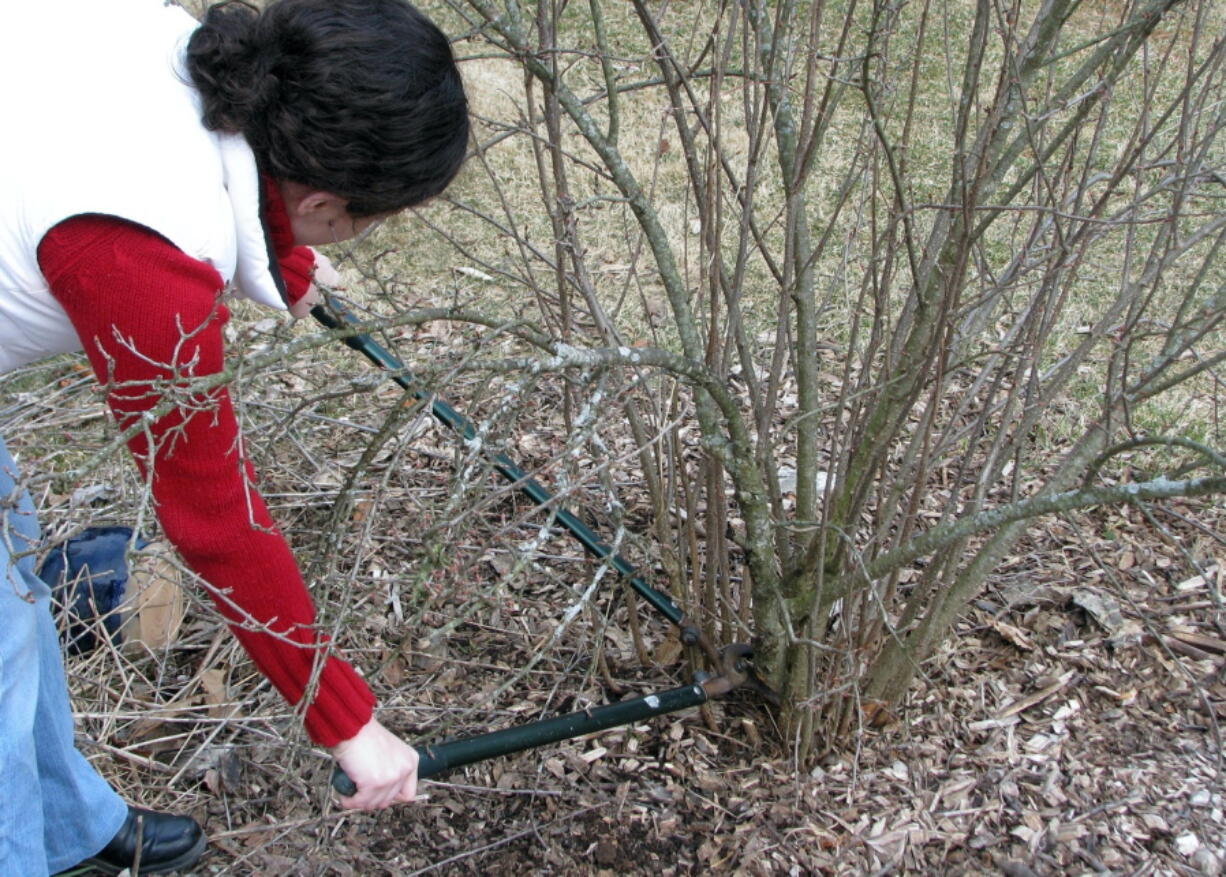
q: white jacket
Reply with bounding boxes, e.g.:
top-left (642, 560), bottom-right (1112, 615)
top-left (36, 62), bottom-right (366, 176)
top-left (0, 0), bottom-right (287, 376)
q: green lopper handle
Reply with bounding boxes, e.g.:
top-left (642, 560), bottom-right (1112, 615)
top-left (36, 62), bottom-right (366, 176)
top-left (330, 683), bottom-right (709, 798)
top-left (331, 765), bottom-right (358, 797)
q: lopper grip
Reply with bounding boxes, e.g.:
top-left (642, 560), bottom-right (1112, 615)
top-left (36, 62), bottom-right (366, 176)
top-left (331, 765), bottom-right (359, 797)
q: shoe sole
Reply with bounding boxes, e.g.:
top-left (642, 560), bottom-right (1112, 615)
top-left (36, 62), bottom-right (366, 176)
top-left (81, 832), bottom-right (207, 875)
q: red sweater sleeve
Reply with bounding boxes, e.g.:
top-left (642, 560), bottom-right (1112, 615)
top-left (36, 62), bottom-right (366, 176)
top-left (38, 216), bottom-right (374, 747)
top-left (263, 176), bottom-right (316, 307)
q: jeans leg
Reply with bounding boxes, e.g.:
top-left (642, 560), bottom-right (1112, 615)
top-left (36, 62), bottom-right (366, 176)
top-left (0, 436), bottom-right (127, 874)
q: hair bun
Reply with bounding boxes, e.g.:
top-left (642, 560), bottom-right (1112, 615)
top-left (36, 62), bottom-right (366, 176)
top-left (186, 1), bottom-right (268, 132)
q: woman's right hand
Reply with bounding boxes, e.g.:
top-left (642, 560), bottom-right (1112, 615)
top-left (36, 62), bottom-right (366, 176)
top-left (288, 249), bottom-right (342, 318)
top-left (329, 718), bottom-right (420, 810)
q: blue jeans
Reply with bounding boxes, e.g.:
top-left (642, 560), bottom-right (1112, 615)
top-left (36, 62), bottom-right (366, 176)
top-left (0, 435), bottom-right (128, 874)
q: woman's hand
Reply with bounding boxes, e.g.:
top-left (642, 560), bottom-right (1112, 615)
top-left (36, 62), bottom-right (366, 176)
top-left (329, 718), bottom-right (420, 810)
top-left (287, 250), bottom-right (342, 319)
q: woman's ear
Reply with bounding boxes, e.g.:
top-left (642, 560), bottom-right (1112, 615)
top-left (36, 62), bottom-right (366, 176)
top-left (280, 181), bottom-right (347, 220)
top-left (276, 180), bottom-right (361, 246)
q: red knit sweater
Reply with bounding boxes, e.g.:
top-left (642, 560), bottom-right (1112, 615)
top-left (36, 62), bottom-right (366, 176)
top-left (37, 182), bottom-right (375, 746)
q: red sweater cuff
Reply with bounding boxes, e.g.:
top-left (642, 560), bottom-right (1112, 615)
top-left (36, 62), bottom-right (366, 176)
top-left (304, 659), bottom-right (377, 746)
top-left (229, 624), bottom-right (376, 746)
top-left (279, 246), bottom-right (316, 306)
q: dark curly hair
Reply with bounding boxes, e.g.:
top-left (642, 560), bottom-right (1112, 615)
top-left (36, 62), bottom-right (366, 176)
top-left (186, 0), bottom-right (469, 217)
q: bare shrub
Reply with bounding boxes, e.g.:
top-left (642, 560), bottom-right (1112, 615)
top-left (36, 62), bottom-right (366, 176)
top-left (408, 0), bottom-right (1226, 760)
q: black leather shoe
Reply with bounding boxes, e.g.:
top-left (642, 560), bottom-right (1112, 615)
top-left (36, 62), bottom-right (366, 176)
top-left (80, 806), bottom-right (206, 875)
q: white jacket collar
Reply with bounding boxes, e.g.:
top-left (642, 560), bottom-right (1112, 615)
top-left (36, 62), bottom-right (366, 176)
top-left (220, 134), bottom-right (288, 310)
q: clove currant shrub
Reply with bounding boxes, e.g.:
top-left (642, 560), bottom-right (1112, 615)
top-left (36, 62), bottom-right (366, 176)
top-left (385, 0), bottom-right (1224, 763)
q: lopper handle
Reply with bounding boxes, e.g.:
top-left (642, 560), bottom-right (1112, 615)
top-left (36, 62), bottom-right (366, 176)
top-left (331, 765), bottom-right (359, 797)
top-left (329, 682), bottom-right (711, 798)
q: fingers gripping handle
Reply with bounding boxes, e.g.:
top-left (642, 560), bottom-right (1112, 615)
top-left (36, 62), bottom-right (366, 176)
top-left (331, 748), bottom-right (442, 797)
